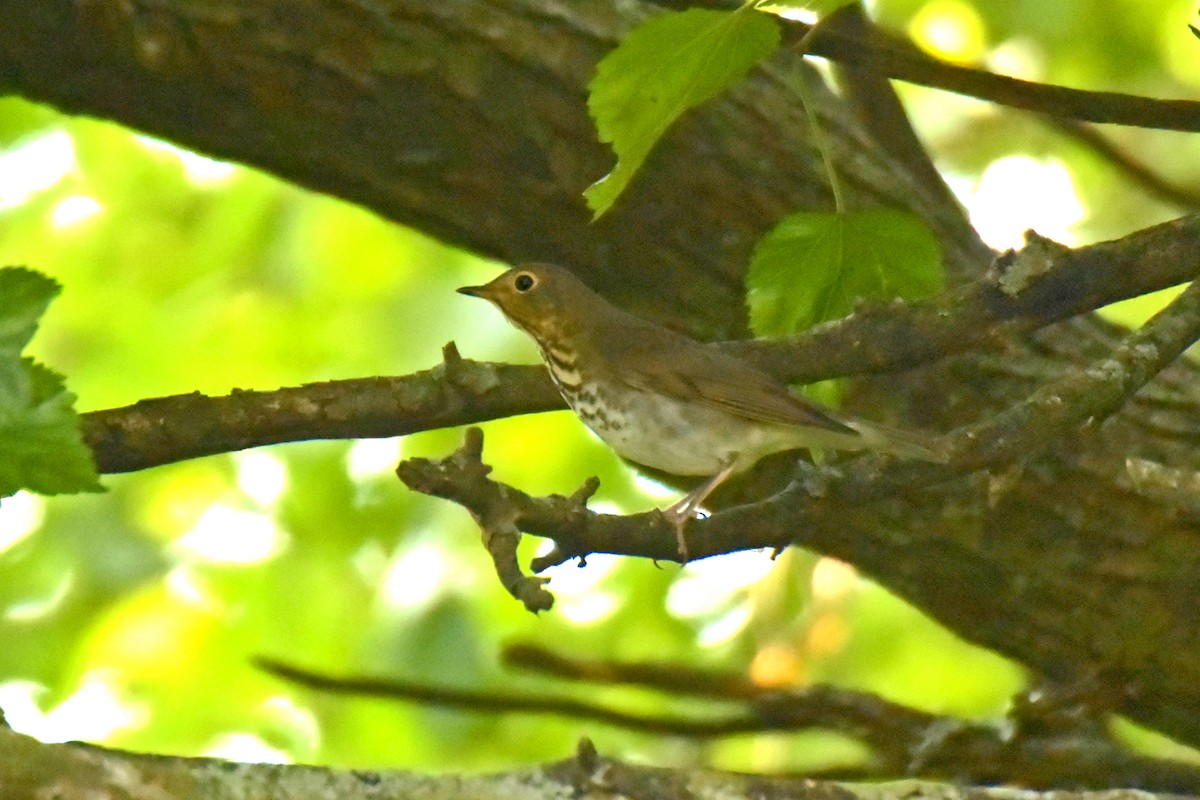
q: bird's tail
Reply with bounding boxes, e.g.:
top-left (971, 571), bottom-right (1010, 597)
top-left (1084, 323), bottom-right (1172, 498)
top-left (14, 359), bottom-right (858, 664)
top-left (845, 419), bottom-right (949, 463)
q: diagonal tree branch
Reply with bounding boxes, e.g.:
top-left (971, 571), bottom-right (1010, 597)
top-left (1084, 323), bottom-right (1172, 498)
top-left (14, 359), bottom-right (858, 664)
top-left (790, 12), bottom-right (1200, 131)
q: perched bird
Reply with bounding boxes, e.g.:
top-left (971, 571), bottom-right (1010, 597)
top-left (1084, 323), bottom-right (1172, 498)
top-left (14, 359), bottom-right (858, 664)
top-left (458, 263), bottom-right (943, 560)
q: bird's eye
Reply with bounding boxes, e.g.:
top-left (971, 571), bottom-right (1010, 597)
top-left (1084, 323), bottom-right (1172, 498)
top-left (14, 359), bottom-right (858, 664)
top-left (514, 273), bottom-right (536, 292)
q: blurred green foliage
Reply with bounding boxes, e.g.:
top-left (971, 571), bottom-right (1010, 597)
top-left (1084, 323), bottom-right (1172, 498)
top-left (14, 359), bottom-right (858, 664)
top-left (0, 0), bottom-right (1196, 774)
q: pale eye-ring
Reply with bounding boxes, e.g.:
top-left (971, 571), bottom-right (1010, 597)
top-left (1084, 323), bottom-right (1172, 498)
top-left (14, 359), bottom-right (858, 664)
top-left (514, 273), bottom-right (536, 292)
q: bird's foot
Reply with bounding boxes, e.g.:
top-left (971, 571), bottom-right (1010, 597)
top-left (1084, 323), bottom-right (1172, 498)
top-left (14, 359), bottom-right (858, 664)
top-left (660, 501), bottom-right (702, 565)
top-left (659, 462), bottom-right (739, 566)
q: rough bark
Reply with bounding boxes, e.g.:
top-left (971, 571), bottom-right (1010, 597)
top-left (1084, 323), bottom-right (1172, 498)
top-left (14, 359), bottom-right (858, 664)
top-left (1, 724), bottom-right (1195, 800)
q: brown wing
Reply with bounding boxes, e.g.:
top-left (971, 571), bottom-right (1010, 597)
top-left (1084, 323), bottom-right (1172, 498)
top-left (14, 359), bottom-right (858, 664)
top-left (598, 319), bottom-right (858, 435)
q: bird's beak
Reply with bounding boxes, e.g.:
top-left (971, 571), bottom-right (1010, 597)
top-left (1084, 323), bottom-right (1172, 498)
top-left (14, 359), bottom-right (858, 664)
top-left (457, 278), bottom-right (504, 301)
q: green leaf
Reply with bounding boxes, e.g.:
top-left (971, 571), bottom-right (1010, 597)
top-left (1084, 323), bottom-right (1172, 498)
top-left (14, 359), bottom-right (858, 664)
top-left (757, 0), bottom-right (857, 17)
top-left (0, 267), bottom-right (102, 497)
top-left (585, 7), bottom-right (780, 217)
top-left (0, 266), bottom-right (60, 356)
top-left (747, 209), bottom-right (943, 336)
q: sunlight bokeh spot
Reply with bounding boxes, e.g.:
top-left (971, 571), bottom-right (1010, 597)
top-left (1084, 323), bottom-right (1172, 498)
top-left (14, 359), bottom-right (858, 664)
top-left (810, 556), bottom-right (857, 603)
top-left (986, 36), bottom-right (1045, 81)
top-left (237, 451), bottom-right (289, 506)
top-left (758, 3), bottom-right (817, 24)
top-left (178, 151), bottom-right (237, 184)
top-left (203, 733), bottom-right (293, 764)
top-left (174, 504), bottom-right (288, 565)
top-left (50, 194), bottom-right (103, 229)
top-left (0, 491), bottom-right (45, 554)
top-left (0, 673), bottom-right (146, 743)
top-left (0, 129), bottom-right (74, 209)
top-left (544, 552), bottom-right (621, 595)
top-left (4, 571), bottom-right (74, 622)
top-left (556, 590), bottom-right (620, 625)
top-left (346, 437), bottom-right (403, 481)
top-left (698, 602), bottom-right (751, 647)
top-left (533, 547), bottom-right (623, 625)
top-left (137, 465), bottom-right (233, 540)
top-left (134, 135), bottom-right (237, 185)
top-left (631, 472), bottom-right (685, 502)
top-left (667, 549), bottom-right (776, 618)
top-left (964, 156), bottom-right (1085, 250)
top-left (805, 611), bottom-right (849, 656)
top-left (380, 541), bottom-right (449, 609)
top-left (908, 0), bottom-right (987, 63)
top-left (261, 694), bottom-right (321, 754)
top-left (165, 565), bottom-right (218, 608)
top-left (750, 642), bottom-right (804, 688)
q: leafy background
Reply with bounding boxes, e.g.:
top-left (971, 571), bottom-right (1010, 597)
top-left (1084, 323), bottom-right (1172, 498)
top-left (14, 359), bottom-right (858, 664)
top-left (2, 0), bottom-right (1199, 773)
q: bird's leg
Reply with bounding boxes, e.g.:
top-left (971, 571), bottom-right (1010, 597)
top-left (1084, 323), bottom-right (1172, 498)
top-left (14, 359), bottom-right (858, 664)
top-left (661, 461), bottom-right (738, 563)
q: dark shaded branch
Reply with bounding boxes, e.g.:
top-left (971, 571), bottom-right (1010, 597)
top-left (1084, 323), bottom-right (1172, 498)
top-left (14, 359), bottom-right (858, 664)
top-left (260, 651), bottom-right (1200, 792)
top-left (503, 642), bottom-right (767, 699)
top-left (257, 656), bottom-right (808, 737)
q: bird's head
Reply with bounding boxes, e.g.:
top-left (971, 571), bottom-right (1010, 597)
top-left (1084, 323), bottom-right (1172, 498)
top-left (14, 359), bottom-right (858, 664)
top-left (458, 263), bottom-right (596, 343)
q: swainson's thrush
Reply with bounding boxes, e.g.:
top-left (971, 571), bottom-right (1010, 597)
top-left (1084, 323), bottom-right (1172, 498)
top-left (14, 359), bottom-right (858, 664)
top-left (458, 263), bottom-right (943, 560)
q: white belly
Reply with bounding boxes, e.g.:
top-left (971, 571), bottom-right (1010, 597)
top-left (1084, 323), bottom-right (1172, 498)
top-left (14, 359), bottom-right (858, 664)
top-left (565, 384), bottom-right (818, 476)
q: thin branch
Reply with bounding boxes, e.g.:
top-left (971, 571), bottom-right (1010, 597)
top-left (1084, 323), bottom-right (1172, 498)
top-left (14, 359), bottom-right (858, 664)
top-left (255, 656), bottom-right (788, 737)
top-left (259, 651), bottom-right (1200, 792)
top-left (1048, 118), bottom-right (1200, 209)
top-left (503, 642), bottom-right (765, 700)
top-left (824, 4), bottom-right (971, 230)
top-left (793, 13), bottom-right (1200, 132)
top-left (425, 427), bottom-right (560, 612)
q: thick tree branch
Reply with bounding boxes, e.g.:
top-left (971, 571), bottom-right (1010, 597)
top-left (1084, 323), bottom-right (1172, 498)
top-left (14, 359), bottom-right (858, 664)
top-left (80, 215), bottom-right (1200, 473)
top-left (4, 723), bottom-right (1188, 800)
top-left (82, 344), bottom-right (561, 473)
